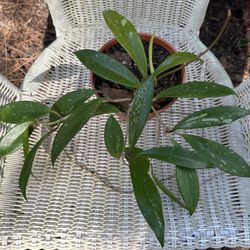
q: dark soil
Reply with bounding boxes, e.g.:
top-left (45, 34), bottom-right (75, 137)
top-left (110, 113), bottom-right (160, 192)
top-left (200, 0), bottom-right (249, 86)
top-left (94, 41), bottom-right (181, 113)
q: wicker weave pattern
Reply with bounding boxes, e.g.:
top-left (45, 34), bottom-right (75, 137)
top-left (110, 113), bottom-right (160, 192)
top-left (0, 75), bottom-right (20, 185)
top-left (0, 1), bottom-right (250, 249)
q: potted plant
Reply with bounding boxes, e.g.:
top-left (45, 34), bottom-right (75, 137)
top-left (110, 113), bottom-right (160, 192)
top-left (90, 31), bottom-right (186, 120)
top-left (0, 10), bottom-right (249, 247)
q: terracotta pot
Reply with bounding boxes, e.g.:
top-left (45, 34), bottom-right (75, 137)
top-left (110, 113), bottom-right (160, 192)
top-left (90, 33), bottom-right (186, 120)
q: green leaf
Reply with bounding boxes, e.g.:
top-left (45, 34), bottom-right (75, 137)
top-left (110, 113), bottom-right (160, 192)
top-left (153, 52), bottom-right (199, 77)
top-left (152, 173), bottom-right (186, 209)
top-left (104, 115), bottom-right (124, 158)
top-left (176, 166), bottom-right (199, 215)
top-left (155, 81), bottom-right (236, 100)
top-left (74, 50), bottom-right (140, 88)
top-left (174, 106), bottom-right (250, 130)
top-left (124, 147), bottom-right (145, 161)
top-left (183, 134), bottom-right (250, 177)
top-left (239, 38), bottom-right (250, 47)
top-left (51, 99), bottom-right (102, 165)
top-left (22, 127), bottom-right (30, 158)
top-left (50, 89), bottom-right (95, 122)
top-left (19, 131), bottom-right (52, 200)
top-left (126, 153), bottom-right (165, 247)
top-left (0, 101), bottom-right (51, 124)
top-left (128, 76), bottom-right (154, 147)
top-left (0, 122), bottom-right (32, 156)
top-left (103, 10), bottom-right (147, 78)
top-left (93, 103), bottom-right (120, 116)
top-left (140, 146), bottom-right (211, 169)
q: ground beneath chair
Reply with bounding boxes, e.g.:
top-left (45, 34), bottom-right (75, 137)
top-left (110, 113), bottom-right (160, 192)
top-left (0, 0), bottom-right (56, 87)
top-left (200, 0), bottom-right (249, 86)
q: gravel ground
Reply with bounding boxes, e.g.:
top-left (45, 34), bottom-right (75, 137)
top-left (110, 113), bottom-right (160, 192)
top-left (0, 0), bottom-right (55, 86)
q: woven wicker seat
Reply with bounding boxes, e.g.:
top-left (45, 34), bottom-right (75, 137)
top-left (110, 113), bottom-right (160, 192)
top-left (0, 0), bottom-right (250, 249)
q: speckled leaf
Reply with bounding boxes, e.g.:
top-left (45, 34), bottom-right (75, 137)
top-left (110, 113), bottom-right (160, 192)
top-left (128, 76), bottom-right (154, 147)
top-left (22, 128), bottom-right (30, 159)
top-left (0, 101), bottom-right (51, 124)
top-left (153, 52), bottom-right (198, 77)
top-left (126, 153), bottom-right (165, 247)
top-left (74, 50), bottom-right (140, 88)
top-left (0, 122), bottom-right (32, 156)
top-left (22, 127), bottom-right (30, 158)
top-left (176, 166), bottom-right (199, 215)
top-left (174, 106), bottom-right (250, 130)
top-left (51, 99), bottom-right (102, 165)
top-left (93, 103), bottom-right (120, 116)
top-left (184, 134), bottom-right (250, 177)
top-left (152, 173), bottom-right (186, 209)
top-left (103, 10), bottom-right (147, 78)
top-left (140, 146), bottom-right (210, 169)
top-left (155, 82), bottom-right (236, 100)
top-left (50, 89), bottom-right (95, 122)
top-left (104, 115), bottom-right (124, 158)
top-left (19, 131), bottom-right (52, 200)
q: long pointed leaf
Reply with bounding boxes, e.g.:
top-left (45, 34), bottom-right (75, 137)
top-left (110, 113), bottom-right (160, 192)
top-left (19, 131), bottom-right (52, 200)
top-left (183, 134), bottom-right (250, 177)
top-left (104, 115), bottom-right (124, 158)
top-left (174, 106), bottom-right (250, 130)
top-left (140, 146), bottom-right (211, 169)
top-left (152, 173), bottom-right (186, 209)
top-left (126, 153), bottom-right (165, 247)
top-left (153, 52), bottom-right (198, 77)
top-left (129, 76), bottom-right (154, 147)
top-left (176, 166), bottom-right (199, 215)
top-left (0, 122), bottom-right (32, 156)
top-left (155, 82), bottom-right (236, 100)
top-left (103, 10), bottom-right (147, 78)
top-left (22, 127), bottom-right (30, 158)
top-left (93, 103), bottom-right (119, 116)
top-left (0, 101), bottom-right (50, 124)
top-left (74, 50), bottom-right (140, 88)
top-left (50, 89), bottom-right (95, 122)
top-left (51, 99), bottom-right (102, 165)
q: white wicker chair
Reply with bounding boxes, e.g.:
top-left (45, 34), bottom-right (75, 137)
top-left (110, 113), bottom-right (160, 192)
top-left (0, 0), bottom-right (250, 249)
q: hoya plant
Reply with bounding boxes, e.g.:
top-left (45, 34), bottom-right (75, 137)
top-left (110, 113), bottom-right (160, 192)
top-left (0, 10), bottom-right (250, 247)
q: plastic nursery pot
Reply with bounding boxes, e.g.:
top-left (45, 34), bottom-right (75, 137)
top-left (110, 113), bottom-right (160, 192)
top-left (90, 32), bottom-right (186, 121)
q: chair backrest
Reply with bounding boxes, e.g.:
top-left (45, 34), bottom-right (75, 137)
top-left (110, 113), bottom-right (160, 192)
top-left (47, 0), bottom-right (209, 35)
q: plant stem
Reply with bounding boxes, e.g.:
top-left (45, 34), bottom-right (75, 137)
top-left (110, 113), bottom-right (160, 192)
top-left (158, 9), bottom-right (231, 80)
top-left (151, 106), bottom-right (183, 140)
top-left (155, 119), bottom-right (161, 146)
top-left (47, 115), bottom-right (69, 126)
top-left (159, 174), bottom-right (175, 182)
top-left (149, 33), bottom-right (159, 87)
top-left (149, 33), bottom-right (155, 75)
top-left (65, 151), bottom-right (133, 194)
top-left (151, 106), bottom-right (172, 134)
top-left (123, 121), bottom-right (129, 149)
top-left (197, 9), bottom-right (231, 59)
top-left (50, 109), bottom-right (62, 118)
top-left (150, 163), bottom-right (175, 182)
top-left (103, 97), bottom-right (132, 103)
